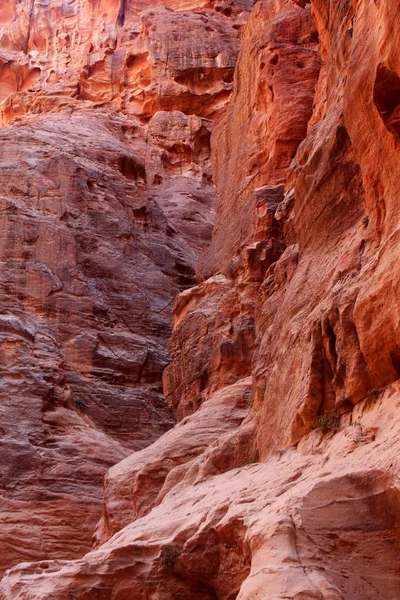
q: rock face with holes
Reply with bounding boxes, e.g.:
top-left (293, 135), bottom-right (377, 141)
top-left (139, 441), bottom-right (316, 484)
top-left (3, 0), bottom-right (400, 598)
top-left (0, 0), bottom-right (251, 123)
top-left (251, 0), bottom-right (400, 459)
top-left (0, 0), bottom-right (251, 575)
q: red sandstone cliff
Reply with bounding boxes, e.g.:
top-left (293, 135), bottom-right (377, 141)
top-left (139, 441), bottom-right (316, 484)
top-left (2, 0), bottom-right (400, 598)
top-left (0, 0), bottom-right (252, 574)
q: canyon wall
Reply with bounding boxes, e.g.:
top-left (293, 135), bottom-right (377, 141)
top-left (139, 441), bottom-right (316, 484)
top-left (2, 0), bottom-right (400, 599)
top-left (0, 0), bottom-right (252, 574)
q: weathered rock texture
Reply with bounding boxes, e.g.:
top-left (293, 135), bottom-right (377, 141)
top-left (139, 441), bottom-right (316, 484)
top-left (0, 0), bottom-right (252, 574)
top-left (95, 377), bottom-right (252, 545)
top-left (164, 0), bottom-right (321, 417)
top-left (3, 0), bottom-right (400, 598)
top-left (3, 388), bottom-right (400, 599)
top-left (0, 0), bottom-right (251, 124)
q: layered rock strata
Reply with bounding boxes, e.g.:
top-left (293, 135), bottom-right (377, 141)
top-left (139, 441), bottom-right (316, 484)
top-left (0, 0), bottom-right (251, 124)
top-left (3, 388), bottom-right (400, 599)
top-left (0, 0), bottom-right (252, 574)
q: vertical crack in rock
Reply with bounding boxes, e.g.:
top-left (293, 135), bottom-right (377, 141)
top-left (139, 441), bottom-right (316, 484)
top-left (289, 515), bottom-right (324, 600)
top-left (24, 0), bottom-right (35, 54)
top-left (117, 0), bottom-right (127, 27)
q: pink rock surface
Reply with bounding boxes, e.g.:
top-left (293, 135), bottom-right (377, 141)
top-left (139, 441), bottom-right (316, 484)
top-left (2, 387), bottom-right (399, 599)
top-left (164, 276), bottom-right (258, 417)
top-left (95, 378), bottom-right (251, 544)
top-left (0, 108), bottom-right (176, 572)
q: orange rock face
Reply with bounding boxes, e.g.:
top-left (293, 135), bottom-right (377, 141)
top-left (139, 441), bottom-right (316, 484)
top-left (0, 0), bottom-right (251, 575)
top-left (252, 0), bottom-right (400, 458)
top-left (0, 0), bottom-right (250, 124)
top-left (164, 0), bottom-right (321, 417)
top-left (3, 0), bottom-right (400, 598)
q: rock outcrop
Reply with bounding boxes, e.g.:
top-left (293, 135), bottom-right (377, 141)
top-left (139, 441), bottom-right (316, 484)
top-left (3, 0), bottom-right (400, 598)
top-left (0, 0), bottom-right (250, 124)
top-left (94, 377), bottom-right (252, 545)
top-left (3, 388), bottom-right (400, 599)
top-left (0, 0), bottom-right (252, 574)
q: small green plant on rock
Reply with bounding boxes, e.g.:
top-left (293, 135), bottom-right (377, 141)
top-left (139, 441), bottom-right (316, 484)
top-left (160, 546), bottom-right (180, 570)
top-left (314, 412), bottom-right (340, 435)
top-left (367, 388), bottom-right (379, 400)
top-left (227, 373), bottom-right (240, 386)
top-left (245, 450), bottom-right (260, 465)
top-left (73, 397), bottom-right (87, 411)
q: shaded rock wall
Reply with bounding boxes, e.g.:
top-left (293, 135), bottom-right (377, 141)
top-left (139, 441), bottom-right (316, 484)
top-left (0, 0), bottom-right (252, 574)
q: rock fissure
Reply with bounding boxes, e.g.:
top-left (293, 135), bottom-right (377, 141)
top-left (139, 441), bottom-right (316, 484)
top-left (24, 0), bottom-right (36, 55)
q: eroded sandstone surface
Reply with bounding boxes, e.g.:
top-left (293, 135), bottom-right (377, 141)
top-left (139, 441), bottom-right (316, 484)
top-left (2, 0), bottom-right (400, 598)
top-left (0, 0), bottom-right (252, 574)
